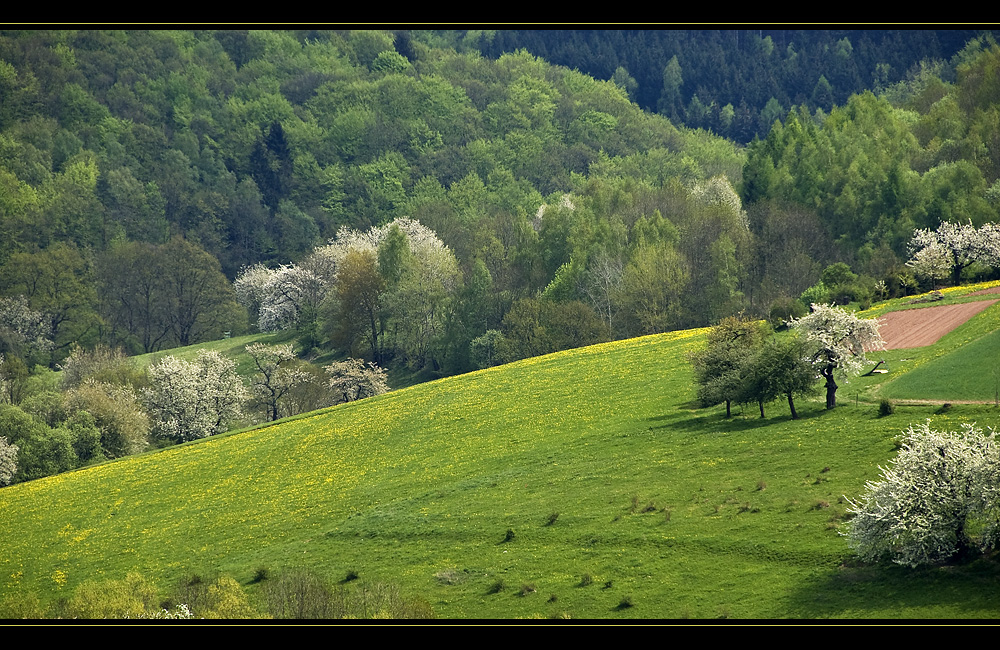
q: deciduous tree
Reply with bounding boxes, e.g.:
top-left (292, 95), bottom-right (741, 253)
top-left (246, 343), bottom-right (313, 421)
top-left (143, 350), bottom-right (247, 443)
top-left (789, 304), bottom-right (883, 409)
top-left (846, 421), bottom-right (1000, 567)
top-left (325, 358), bottom-right (388, 404)
top-left (689, 315), bottom-right (768, 418)
top-left (0, 435), bottom-right (17, 486)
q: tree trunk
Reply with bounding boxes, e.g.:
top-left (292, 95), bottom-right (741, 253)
top-left (725, 399), bottom-right (731, 418)
top-left (787, 391), bottom-right (798, 419)
top-left (823, 366), bottom-right (837, 409)
top-left (758, 400), bottom-right (765, 419)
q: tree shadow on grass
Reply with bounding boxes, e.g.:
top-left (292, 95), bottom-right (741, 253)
top-left (647, 403), bottom-right (830, 435)
top-left (780, 554), bottom-right (1000, 619)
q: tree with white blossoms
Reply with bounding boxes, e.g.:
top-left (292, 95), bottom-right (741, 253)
top-left (0, 435), bottom-right (18, 486)
top-left (143, 350), bottom-right (247, 443)
top-left (789, 304), bottom-right (883, 409)
top-left (907, 220), bottom-right (1000, 286)
top-left (325, 358), bottom-right (388, 404)
top-left (246, 343), bottom-right (313, 422)
top-left (845, 421), bottom-right (1000, 567)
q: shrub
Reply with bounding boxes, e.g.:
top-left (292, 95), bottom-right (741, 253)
top-left (201, 575), bottom-right (259, 619)
top-left (65, 572), bottom-right (160, 619)
top-left (65, 381), bottom-right (150, 458)
top-left (265, 569), bottom-right (335, 619)
top-left (846, 421), bottom-right (1000, 567)
top-left (487, 579), bottom-right (505, 594)
top-left (878, 398), bottom-right (895, 417)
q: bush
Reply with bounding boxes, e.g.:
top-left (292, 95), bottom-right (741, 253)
top-left (768, 296), bottom-right (807, 330)
top-left (846, 421), bottom-right (1000, 567)
top-left (65, 572), bottom-right (160, 619)
top-left (878, 398), bottom-right (895, 417)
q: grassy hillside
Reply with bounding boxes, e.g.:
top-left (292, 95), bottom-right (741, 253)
top-left (4, 324), bottom-right (1000, 619)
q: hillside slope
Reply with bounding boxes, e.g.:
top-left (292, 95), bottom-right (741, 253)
top-left (3, 327), bottom-right (1000, 619)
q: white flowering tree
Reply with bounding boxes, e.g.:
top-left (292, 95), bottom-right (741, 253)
top-left (325, 358), bottom-right (389, 404)
top-left (0, 435), bottom-right (18, 486)
top-left (907, 220), bottom-right (1000, 286)
top-left (246, 343), bottom-right (313, 421)
top-left (143, 350), bottom-right (248, 443)
top-left (789, 304), bottom-right (883, 409)
top-left (845, 421), bottom-right (1000, 567)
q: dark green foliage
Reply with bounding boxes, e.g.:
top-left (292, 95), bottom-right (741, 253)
top-left (878, 398), bottom-right (895, 417)
top-left (689, 315), bottom-right (768, 417)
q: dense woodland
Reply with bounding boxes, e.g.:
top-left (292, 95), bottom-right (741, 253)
top-left (2, 29), bottom-right (1000, 447)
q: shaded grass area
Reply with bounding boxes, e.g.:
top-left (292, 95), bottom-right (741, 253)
top-left (4, 328), bottom-right (1000, 619)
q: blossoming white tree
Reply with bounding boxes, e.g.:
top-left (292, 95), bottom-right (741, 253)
top-left (907, 220), bottom-right (1000, 286)
top-left (845, 421), bottom-right (1000, 567)
top-left (0, 435), bottom-right (18, 486)
top-left (325, 358), bottom-right (388, 404)
top-left (789, 304), bottom-right (883, 409)
top-left (143, 350), bottom-right (247, 442)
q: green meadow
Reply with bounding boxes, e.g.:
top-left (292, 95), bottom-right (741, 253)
top-left (5, 290), bottom-right (1000, 619)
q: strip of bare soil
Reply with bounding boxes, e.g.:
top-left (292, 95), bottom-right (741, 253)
top-left (876, 299), bottom-right (998, 349)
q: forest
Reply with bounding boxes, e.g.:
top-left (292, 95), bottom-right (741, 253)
top-left (2, 29), bottom-right (1000, 456)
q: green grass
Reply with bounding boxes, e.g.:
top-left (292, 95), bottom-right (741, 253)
top-left (880, 326), bottom-right (1000, 403)
top-left (848, 285), bottom-right (1000, 405)
top-left (131, 331), bottom-right (292, 378)
top-left (5, 324), bottom-right (1000, 619)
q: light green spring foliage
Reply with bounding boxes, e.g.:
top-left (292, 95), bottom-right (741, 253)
top-left (846, 421), bottom-right (1000, 567)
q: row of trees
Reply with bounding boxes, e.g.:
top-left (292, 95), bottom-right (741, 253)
top-left (0, 343), bottom-right (389, 486)
top-left (690, 305), bottom-right (884, 418)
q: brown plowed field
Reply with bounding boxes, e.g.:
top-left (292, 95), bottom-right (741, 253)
top-left (875, 299), bottom-right (998, 350)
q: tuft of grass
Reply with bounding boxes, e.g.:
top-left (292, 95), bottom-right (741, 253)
top-left (342, 570), bottom-right (359, 583)
top-left (519, 583), bottom-right (537, 596)
top-left (545, 512), bottom-right (559, 526)
top-left (502, 528), bottom-right (515, 543)
top-left (579, 574), bottom-right (593, 587)
top-left (434, 569), bottom-right (463, 585)
top-left (615, 594), bottom-right (634, 610)
top-left (486, 579), bottom-right (505, 595)
top-left (250, 567), bottom-right (270, 584)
